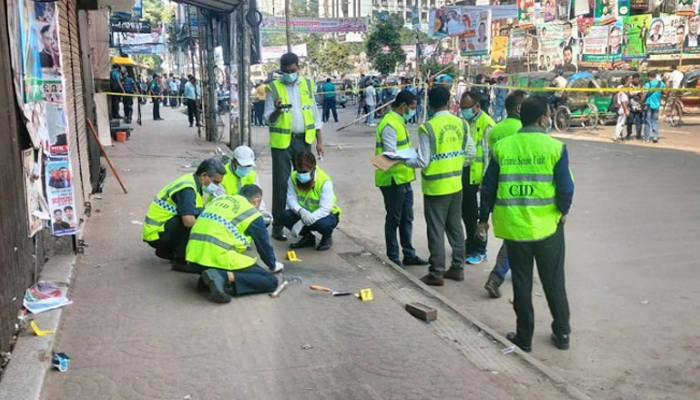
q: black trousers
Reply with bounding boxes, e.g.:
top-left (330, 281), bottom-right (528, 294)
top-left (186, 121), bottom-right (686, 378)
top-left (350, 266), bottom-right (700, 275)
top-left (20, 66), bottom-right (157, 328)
top-left (505, 224), bottom-right (570, 346)
top-left (462, 167), bottom-right (486, 255)
top-left (253, 100), bottom-right (265, 126)
top-left (271, 137), bottom-right (311, 231)
top-left (626, 110), bottom-right (643, 139)
top-left (153, 98), bottom-right (161, 120)
top-left (186, 99), bottom-right (200, 126)
top-left (110, 94), bottom-right (121, 119)
top-left (123, 96), bottom-right (133, 122)
top-left (379, 182), bottom-right (417, 261)
top-left (146, 217), bottom-right (191, 259)
top-left (322, 98), bottom-right (338, 122)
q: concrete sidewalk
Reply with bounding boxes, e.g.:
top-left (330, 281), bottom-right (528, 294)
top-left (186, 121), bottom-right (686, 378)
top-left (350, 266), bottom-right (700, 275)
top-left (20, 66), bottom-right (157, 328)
top-left (37, 106), bottom-right (578, 400)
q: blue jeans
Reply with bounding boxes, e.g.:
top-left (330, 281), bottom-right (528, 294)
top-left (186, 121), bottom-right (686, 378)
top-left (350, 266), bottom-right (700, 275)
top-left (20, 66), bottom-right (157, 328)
top-left (644, 108), bottom-right (659, 141)
top-left (492, 105), bottom-right (506, 122)
top-left (379, 182), bottom-right (417, 262)
top-left (365, 104), bottom-right (376, 124)
top-left (203, 265), bottom-right (278, 296)
top-left (281, 210), bottom-right (339, 238)
top-left (490, 242), bottom-right (510, 281)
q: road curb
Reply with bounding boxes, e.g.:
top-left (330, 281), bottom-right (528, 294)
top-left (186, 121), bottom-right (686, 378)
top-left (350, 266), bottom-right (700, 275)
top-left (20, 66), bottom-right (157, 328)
top-left (339, 227), bottom-right (592, 400)
top-left (552, 131), bottom-right (700, 155)
top-left (0, 255), bottom-right (76, 400)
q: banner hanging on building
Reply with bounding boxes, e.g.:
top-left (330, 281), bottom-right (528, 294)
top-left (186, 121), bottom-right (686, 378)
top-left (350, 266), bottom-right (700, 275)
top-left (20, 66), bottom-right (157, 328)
top-left (120, 43), bottom-right (166, 54)
top-left (647, 15), bottom-right (686, 55)
top-left (579, 23), bottom-right (608, 67)
top-left (622, 14), bottom-right (650, 60)
top-left (112, 24), bottom-right (164, 47)
top-left (262, 44), bottom-right (308, 62)
top-left (683, 14), bottom-right (700, 53)
top-left (260, 17), bottom-right (367, 33)
top-left (595, 0), bottom-right (618, 25)
top-left (608, 20), bottom-right (624, 67)
top-left (457, 10), bottom-right (491, 56)
top-left (508, 28), bottom-right (528, 58)
top-left (518, 0), bottom-right (536, 29)
top-left (110, 18), bottom-right (152, 33)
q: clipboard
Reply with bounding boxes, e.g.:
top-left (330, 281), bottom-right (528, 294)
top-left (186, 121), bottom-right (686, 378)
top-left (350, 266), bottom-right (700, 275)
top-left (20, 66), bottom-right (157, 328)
top-left (371, 155), bottom-right (400, 171)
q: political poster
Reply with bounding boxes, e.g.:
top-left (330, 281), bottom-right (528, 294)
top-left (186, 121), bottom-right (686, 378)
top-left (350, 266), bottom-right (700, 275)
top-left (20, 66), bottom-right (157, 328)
top-left (573, 0), bottom-right (595, 17)
top-left (647, 16), bottom-right (686, 55)
top-left (677, 0), bottom-right (699, 16)
top-left (622, 14), bottom-right (650, 60)
top-left (556, 0), bottom-right (572, 20)
top-left (110, 19), bottom-right (152, 33)
top-left (120, 44), bottom-right (166, 54)
top-left (428, 7), bottom-right (474, 37)
top-left (112, 25), bottom-right (164, 47)
top-left (23, 149), bottom-right (49, 237)
top-left (509, 28), bottom-right (528, 59)
top-left (538, 38), bottom-right (562, 71)
top-left (608, 20), bottom-right (624, 68)
top-left (457, 10), bottom-right (491, 56)
top-left (491, 36), bottom-right (509, 68)
top-left (579, 24), bottom-right (609, 67)
top-left (596, 0), bottom-right (618, 25)
top-left (45, 159), bottom-right (78, 237)
top-left (630, 0), bottom-right (650, 11)
top-left (683, 14), bottom-right (700, 53)
top-left (34, 2), bottom-right (60, 79)
top-left (543, 0), bottom-right (557, 22)
top-left (46, 103), bottom-right (68, 157)
top-left (518, 0), bottom-right (536, 28)
top-left (262, 44), bottom-right (308, 62)
top-left (260, 17), bottom-right (368, 33)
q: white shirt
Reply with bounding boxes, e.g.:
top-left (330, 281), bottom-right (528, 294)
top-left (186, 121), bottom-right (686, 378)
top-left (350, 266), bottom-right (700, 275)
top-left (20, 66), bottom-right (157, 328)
top-left (553, 76), bottom-right (567, 97)
top-left (405, 110), bottom-right (476, 169)
top-left (365, 86), bottom-right (376, 106)
top-left (617, 91), bottom-right (629, 115)
top-left (264, 78), bottom-right (323, 134)
top-left (670, 70), bottom-right (684, 89)
top-left (286, 175), bottom-right (334, 223)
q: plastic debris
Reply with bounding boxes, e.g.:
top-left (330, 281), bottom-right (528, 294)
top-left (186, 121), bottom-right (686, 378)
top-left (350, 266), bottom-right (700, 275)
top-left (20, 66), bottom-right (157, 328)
top-left (131, 220), bottom-right (143, 225)
top-left (502, 345), bottom-right (516, 355)
top-left (52, 352), bottom-right (70, 372)
top-left (30, 320), bottom-right (55, 337)
top-left (23, 282), bottom-right (72, 314)
top-left (301, 344), bottom-right (313, 350)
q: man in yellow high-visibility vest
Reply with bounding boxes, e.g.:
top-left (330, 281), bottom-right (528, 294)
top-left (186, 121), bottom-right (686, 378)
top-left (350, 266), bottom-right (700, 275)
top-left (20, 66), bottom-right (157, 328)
top-left (404, 86), bottom-right (475, 286)
top-left (459, 90), bottom-right (495, 266)
top-left (477, 95), bottom-right (574, 353)
top-left (264, 53), bottom-right (325, 242)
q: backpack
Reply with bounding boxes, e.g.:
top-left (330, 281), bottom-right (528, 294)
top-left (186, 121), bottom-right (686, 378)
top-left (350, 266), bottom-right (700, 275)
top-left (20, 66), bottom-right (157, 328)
top-left (608, 92), bottom-right (621, 113)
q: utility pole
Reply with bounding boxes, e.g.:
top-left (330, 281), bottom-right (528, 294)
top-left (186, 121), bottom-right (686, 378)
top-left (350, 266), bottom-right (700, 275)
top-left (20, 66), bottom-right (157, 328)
top-left (285, 0), bottom-right (292, 52)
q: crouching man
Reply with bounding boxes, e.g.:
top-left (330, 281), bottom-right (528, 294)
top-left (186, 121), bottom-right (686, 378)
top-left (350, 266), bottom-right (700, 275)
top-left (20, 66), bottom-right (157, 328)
top-left (186, 185), bottom-right (284, 304)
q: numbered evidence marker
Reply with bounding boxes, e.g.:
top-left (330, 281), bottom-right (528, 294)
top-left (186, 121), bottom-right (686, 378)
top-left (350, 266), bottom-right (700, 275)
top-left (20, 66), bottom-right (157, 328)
top-left (359, 288), bottom-right (373, 302)
top-left (286, 250), bottom-right (302, 262)
top-left (30, 320), bottom-right (55, 337)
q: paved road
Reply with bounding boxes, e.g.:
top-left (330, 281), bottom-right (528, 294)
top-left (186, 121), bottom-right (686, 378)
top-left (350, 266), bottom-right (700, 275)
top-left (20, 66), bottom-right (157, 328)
top-left (250, 107), bottom-right (700, 400)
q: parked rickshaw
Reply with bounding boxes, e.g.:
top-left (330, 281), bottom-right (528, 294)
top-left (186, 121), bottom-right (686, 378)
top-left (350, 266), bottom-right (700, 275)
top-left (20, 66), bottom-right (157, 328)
top-left (665, 68), bottom-right (700, 127)
top-left (553, 72), bottom-right (600, 132)
top-left (593, 70), bottom-right (646, 125)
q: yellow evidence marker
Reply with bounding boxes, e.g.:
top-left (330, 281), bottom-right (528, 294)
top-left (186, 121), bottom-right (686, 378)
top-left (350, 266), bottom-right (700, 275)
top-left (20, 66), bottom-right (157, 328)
top-left (359, 288), bottom-right (373, 302)
top-left (30, 320), bottom-right (55, 337)
top-left (286, 250), bottom-right (302, 262)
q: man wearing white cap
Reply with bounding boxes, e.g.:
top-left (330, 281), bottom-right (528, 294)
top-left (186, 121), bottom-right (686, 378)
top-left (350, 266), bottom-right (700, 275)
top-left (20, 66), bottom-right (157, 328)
top-left (221, 146), bottom-right (271, 224)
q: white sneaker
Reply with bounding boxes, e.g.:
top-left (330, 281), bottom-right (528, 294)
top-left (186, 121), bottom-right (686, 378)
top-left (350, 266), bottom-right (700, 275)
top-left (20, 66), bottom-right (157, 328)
top-left (272, 261), bottom-right (285, 274)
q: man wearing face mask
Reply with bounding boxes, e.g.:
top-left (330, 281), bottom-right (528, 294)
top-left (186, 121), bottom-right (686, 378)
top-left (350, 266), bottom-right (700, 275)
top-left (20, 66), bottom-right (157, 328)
top-left (404, 86), bottom-right (475, 286)
top-left (282, 151), bottom-right (341, 251)
top-left (264, 53), bottom-right (325, 242)
top-left (374, 90), bottom-right (429, 268)
top-left (477, 95), bottom-right (574, 353)
top-left (221, 146), bottom-right (271, 224)
top-left (187, 185), bottom-right (284, 304)
top-left (459, 90), bottom-right (496, 266)
top-left (142, 158), bottom-right (227, 272)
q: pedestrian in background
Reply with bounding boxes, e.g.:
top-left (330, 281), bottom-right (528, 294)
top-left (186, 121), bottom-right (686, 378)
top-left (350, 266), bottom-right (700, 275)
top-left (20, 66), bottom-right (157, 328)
top-left (121, 71), bottom-right (137, 124)
top-left (478, 95), bottom-right (574, 353)
top-left (492, 76), bottom-right (508, 122)
top-left (110, 64), bottom-right (124, 119)
top-left (184, 75), bottom-right (200, 127)
top-left (365, 82), bottom-right (377, 126)
top-left (148, 74), bottom-right (163, 121)
top-left (625, 73), bottom-right (643, 140)
top-left (613, 77), bottom-right (630, 142)
top-left (641, 71), bottom-right (665, 143)
top-left (322, 78), bottom-right (339, 123)
top-left (169, 75), bottom-right (180, 107)
top-left (253, 82), bottom-right (266, 126)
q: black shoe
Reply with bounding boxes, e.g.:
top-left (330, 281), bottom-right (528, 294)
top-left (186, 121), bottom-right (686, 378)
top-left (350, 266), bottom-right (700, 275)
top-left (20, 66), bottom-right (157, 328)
top-left (290, 234), bottom-right (315, 249)
top-left (652, 139), bottom-right (658, 143)
top-left (171, 258), bottom-right (200, 274)
top-left (271, 229), bottom-right (288, 242)
top-left (551, 333), bottom-right (570, 350)
top-left (316, 235), bottom-right (332, 251)
top-left (443, 267), bottom-right (465, 281)
top-left (389, 258), bottom-right (404, 268)
top-left (155, 248), bottom-right (174, 261)
top-left (484, 274), bottom-right (503, 299)
top-left (196, 277), bottom-right (208, 292)
top-left (420, 274), bottom-right (444, 286)
top-left (189, 124), bottom-right (193, 127)
top-left (506, 332), bottom-right (531, 353)
top-left (403, 256), bottom-right (429, 266)
top-left (201, 270), bottom-right (231, 303)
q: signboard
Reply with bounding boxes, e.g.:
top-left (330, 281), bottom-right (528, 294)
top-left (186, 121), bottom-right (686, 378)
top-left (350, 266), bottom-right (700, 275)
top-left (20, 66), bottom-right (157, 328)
top-left (595, 0), bottom-right (618, 25)
top-left (110, 18), bottom-right (151, 33)
top-left (579, 24), bottom-right (608, 66)
top-left (260, 17), bottom-right (368, 33)
top-left (112, 25), bottom-right (164, 47)
top-left (491, 36), bottom-right (508, 68)
top-left (120, 43), bottom-right (166, 54)
top-left (683, 13), bottom-right (700, 53)
top-left (262, 44), bottom-right (308, 62)
top-left (457, 10), bottom-right (491, 56)
top-left (677, 0), bottom-right (699, 16)
top-left (518, 0), bottom-right (536, 29)
top-left (630, 0), bottom-right (649, 10)
top-left (646, 16), bottom-right (686, 55)
top-left (622, 14), bottom-right (650, 60)
top-left (509, 27), bottom-right (528, 58)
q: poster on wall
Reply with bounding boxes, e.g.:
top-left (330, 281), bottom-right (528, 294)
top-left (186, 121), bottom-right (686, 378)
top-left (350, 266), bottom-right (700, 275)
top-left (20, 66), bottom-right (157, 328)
top-left (543, 0), bottom-right (557, 22)
top-left (491, 36), bottom-right (509, 68)
top-left (622, 14), bottom-right (650, 60)
top-left (457, 10), bottom-right (491, 56)
top-left (34, 2), bottom-right (60, 79)
top-left (579, 24), bottom-right (609, 67)
top-left (429, 7), bottom-right (473, 37)
top-left (608, 20), bottom-right (624, 67)
top-left (509, 28), bottom-right (528, 58)
top-left (647, 16), bottom-right (686, 55)
top-left (683, 14), bottom-right (700, 53)
top-left (45, 159), bottom-right (78, 236)
top-left (574, 0), bottom-right (595, 17)
top-left (23, 149), bottom-right (49, 237)
top-left (111, 24), bottom-right (164, 47)
top-left (677, 0), bottom-right (699, 16)
top-left (45, 103), bottom-right (68, 157)
top-left (595, 0), bottom-right (618, 25)
top-left (518, 0), bottom-right (536, 28)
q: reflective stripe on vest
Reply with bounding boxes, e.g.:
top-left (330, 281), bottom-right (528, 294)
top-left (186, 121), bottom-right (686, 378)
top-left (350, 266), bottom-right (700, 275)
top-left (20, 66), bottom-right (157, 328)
top-left (469, 113), bottom-right (496, 185)
top-left (142, 174), bottom-right (202, 242)
top-left (267, 79), bottom-right (317, 149)
top-left (291, 167), bottom-right (342, 217)
top-left (491, 133), bottom-right (564, 242)
top-left (420, 115), bottom-right (467, 196)
top-left (199, 212), bottom-right (250, 248)
top-left (374, 112), bottom-right (416, 187)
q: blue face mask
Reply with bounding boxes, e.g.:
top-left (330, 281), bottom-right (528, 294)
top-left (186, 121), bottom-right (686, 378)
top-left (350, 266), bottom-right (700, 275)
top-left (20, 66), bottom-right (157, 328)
top-left (427, 109), bottom-right (435, 118)
top-left (296, 171), bottom-right (312, 184)
top-left (403, 109), bottom-right (416, 122)
top-left (461, 108), bottom-right (475, 120)
top-left (235, 166), bottom-right (252, 178)
top-left (282, 72), bottom-right (298, 84)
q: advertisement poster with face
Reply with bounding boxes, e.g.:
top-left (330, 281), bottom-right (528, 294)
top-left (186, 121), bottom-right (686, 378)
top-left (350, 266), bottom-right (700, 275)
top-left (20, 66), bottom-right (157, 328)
top-left (543, 0), bottom-right (557, 22)
top-left (23, 149), bottom-right (49, 237)
top-left (430, 7), bottom-right (472, 37)
top-left (556, 0), bottom-right (572, 20)
top-left (647, 16), bottom-right (686, 54)
top-left (491, 36), bottom-right (509, 68)
top-left (458, 11), bottom-right (491, 56)
top-left (595, 0), bottom-right (618, 25)
top-left (46, 103), bottom-right (68, 157)
top-left (45, 159), bottom-right (78, 236)
top-left (607, 21), bottom-right (624, 67)
top-left (623, 14), bottom-right (651, 59)
top-left (509, 28), bottom-right (528, 58)
top-left (518, 0), bottom-right (536, 28)
top-left (579, 24), bottom-right (609, 67)
top-left (683, 14), bottom-right (700, 53)
top-left (677, 0), bottom-right (699, 16)
top-left (34, 2), bottom-right (60, 79)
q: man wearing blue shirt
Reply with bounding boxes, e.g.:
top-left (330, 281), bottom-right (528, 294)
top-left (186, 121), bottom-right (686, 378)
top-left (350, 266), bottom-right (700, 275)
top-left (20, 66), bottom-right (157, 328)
top-left (148, 74), bottom-right (163, 121)
top-left (641, 72), bottom-right (665, 143)
top-left (322, 78), bottom-right (338, 123)
top-left (184, 76), bottom-right (201, 127)
top-left (121, 72), bottom-right (137, 124)
top-left (110, 65), bottom-right (124, 119)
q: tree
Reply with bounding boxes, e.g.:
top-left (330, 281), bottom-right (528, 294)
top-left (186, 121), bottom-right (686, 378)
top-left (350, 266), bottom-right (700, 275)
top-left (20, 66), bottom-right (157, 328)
top-left (142, 0), bottom-right (164, 24)
top-left (423, 57), bottom-right (457, 79)
top-left (398, 27), bottom-right (434, 46)
top-left (316, 40), bottom-right (351, 75)
top-left (365, 13), bottom-right (405, 75)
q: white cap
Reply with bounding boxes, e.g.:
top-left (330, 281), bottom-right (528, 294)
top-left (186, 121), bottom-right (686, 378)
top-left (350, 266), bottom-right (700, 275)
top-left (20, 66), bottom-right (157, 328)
top-left (232, 146), bottom-right (255, 167)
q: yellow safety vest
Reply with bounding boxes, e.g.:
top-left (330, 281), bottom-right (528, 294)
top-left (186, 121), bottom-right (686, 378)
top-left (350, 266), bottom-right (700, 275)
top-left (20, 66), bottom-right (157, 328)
top-left (142, 174), bottom-right (203, 242)
top-left (291, 167), bottom-right (342, 218)
top-left (469, 112), bottom-right (496, 185)
top-left (185, 195), bottom-right (261, 270)
top-left (419, 114), bottom-right (469, 196)
top-left (266, 78), bottom-right (317, 149)
top-left (375, 111), bottom-right (416, 187)
top-left (221, 162), bottom-right (258, 196)
top-left (492, 132), bottom-right (565, 241)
